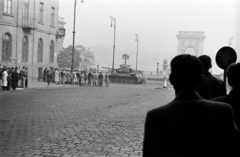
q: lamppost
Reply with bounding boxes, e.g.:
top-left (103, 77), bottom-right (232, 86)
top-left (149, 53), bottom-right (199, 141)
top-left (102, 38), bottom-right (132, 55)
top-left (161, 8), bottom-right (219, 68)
top-left (71, 0), bottom-right (84, 71)
top-left (157, 62), bottom-right (159, 75)
top-left (135, 34), bottom-right (138, 72)
top-left (122, 54), bottom-right (129, 65)
top-left (110, 16), bottom-right (116, 70)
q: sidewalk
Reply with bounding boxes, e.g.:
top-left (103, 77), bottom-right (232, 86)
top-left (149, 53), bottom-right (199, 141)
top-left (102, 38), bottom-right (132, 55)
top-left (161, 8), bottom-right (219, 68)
top-left (17, 81), bottom-right (73, 89)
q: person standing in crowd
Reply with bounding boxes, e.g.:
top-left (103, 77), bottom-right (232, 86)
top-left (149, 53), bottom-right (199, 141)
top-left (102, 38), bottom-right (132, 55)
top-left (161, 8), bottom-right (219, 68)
top-left (70, 70), bottom-right (74, 85)
top-left (212, 62), bottom-right (240, 129)
top-left (88, 72), bottom-right (93, 86)
top-left (98, 72), bottom-right (103, 86)
top-left (62, 69), bottom-right (66, 84)
top-left (24, 67), bottom-right (28, 88)
top-left (19, 66), bottom-right (26, 88)
top-left (7, 69), bottom-right (12, 90)
top-left (58, 69), bottom-right (62, 84)
top-left (197, 55), bottom-right (226, 100)
top-left (43, 68), bottom-right (47, 82)
top-left (105, 72), bottom-right (110, 87)
top-left (74, 70), bottom-right (78, 84)
top-left (76, 70), bottom-right (80, 85)
top-left (143, 54), bottom-right (240, 157)
top-left (61, 69), bottom-right (65, 84)
top-left (80, 71), bottom-right (85, 86)
top-left (0, 64), bottom-right (3, 89)
top-left (84, 71), bottom-right (88, 86)
top-left (54, 68), bottom-right (59, 85)
top-left (11, 67), bottom-right (19, 90)
top-left (66, 69), bottom-right (69, 84)
top-left (2, 68), bottom-right (8, 90)
top-left (52, 68), bottom-right (55, 83)
top-left (46, 69), bottom-right (52, 86)
top-left (93, 72), bottom-right (98, 86)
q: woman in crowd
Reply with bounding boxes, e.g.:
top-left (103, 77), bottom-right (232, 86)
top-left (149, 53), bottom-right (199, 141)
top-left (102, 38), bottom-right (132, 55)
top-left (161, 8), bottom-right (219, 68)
top-left (84, 72), bottom-right (88, 86)
top-left (73, 70), bottom-right (78, 84)
top-left (105, 72), bottom-right (110, 87)
top-left (55, 69), bottom-right (59, 85)
top-left (2, 68), bottom-right (8, 90)
top-left (47, 69), bottom-right (52, 86)
top-left (80, 71), bottom-right (85, 86)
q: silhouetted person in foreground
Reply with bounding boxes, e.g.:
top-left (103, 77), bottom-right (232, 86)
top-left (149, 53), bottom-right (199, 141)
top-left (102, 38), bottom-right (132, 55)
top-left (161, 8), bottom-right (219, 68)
top-left (143, 54), bottom-right (240, 157)
top-left (197, 55), bottom-right (226, 100)
top-left (212, 62), bottom-right (240, 129)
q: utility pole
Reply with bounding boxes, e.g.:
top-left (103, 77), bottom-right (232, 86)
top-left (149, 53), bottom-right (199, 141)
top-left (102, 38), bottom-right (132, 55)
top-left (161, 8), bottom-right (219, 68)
top-left (110, 16), bottom-right (116, 70)
top-left (135, 34), bottom-right (139, 72)
top-left (71, 0), bottom-right (84, 70)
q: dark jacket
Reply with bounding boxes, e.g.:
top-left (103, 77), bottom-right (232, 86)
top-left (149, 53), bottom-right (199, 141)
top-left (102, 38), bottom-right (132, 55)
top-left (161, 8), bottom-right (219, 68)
top-left (47, 71), bottom-right (52, 82)
top-left (98, 74), bottom-right (103, 80)
top-left (212, 88), bottom-right (240, 129)
top-left (88, 73), bottom-right (93, 79)
top-left (143, 92), bottom-right (240, 157)
top-left (198, 72), bottom-right (226, 100)
top-left (11, 71), bottom-right (19, 88)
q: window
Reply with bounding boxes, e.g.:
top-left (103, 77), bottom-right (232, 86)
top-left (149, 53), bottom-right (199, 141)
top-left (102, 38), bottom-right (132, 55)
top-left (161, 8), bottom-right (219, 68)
top-left (49, 41), bottom-right (54, 63)
top-left (37, 38), bottom-right (43, 63)
top-left (51, 7), bottom-right (55, 26)
top-left (24, 0), bottom-right (29, 17)
top-left (39, 2), bottom-right (44, 23)
top-left (2, 33), bottom-right (12, 61)
top-left (22, 36), bottom-right (29, 62)
top-left (4, 0), bottom-right (12, 15)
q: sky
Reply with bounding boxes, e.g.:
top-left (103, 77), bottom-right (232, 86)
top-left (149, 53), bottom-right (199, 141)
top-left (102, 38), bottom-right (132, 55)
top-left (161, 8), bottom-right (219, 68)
top-left (59, 0), bottom-right (239, 74)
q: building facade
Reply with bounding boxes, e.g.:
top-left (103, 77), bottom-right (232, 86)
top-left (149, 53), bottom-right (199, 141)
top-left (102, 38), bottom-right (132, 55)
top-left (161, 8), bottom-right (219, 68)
top-left (0, 0), bottom-right (65, 80)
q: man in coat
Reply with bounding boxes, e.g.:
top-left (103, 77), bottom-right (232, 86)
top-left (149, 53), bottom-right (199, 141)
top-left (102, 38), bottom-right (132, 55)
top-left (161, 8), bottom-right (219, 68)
top-left (19, 66), bottom-right (26, 88)
top-left (197, 55), bottom-right (226, 100)
top-left (212, 62), bottom-right (240, 129)
top-left (11, 67), bottom-right (19, 90)
top-left (98, 72), bottom-right (103, 86)
top-left (24, 67), bottom-right (28, 88)
top-left (143, 54), bottom-right (240, 157)
top-left (46, 69), bottom-right (52, 86)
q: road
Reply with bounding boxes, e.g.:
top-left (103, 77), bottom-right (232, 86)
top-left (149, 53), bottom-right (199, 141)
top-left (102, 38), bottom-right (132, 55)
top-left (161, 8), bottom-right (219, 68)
top-left (0, 83), bottom-right (174, 157)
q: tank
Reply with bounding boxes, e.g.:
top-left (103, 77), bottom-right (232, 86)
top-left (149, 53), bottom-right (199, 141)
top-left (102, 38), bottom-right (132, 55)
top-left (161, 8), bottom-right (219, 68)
top-left (102, 64), bottom-right (147, 84)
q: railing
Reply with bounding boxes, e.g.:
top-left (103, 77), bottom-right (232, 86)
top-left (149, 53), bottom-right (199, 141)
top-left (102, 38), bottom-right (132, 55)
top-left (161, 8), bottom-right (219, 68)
top-left (22, 16), bottom-right (36, 29)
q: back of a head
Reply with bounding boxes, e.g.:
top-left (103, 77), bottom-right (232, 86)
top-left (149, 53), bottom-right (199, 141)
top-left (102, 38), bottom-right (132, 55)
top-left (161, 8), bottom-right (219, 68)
top-left (198, 55), bottom-right (212, 71)
top-left (227, 62), bottom-right (240, 89)
top-left (170, 54), bottom-right (203, 87)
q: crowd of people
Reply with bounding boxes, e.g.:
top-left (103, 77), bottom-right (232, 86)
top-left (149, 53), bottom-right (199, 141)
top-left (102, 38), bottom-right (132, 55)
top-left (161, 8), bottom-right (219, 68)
top-left (143, 54), bottom-right (240, 156)
top-left (42, 68), bottom-right (110, 87)
top-left (0, 65), bottom-right (28, 90)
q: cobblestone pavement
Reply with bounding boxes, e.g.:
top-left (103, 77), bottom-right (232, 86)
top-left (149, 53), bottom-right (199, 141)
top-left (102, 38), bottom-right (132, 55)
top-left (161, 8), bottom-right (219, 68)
top-left (0, 83), bottom-right (174, 157)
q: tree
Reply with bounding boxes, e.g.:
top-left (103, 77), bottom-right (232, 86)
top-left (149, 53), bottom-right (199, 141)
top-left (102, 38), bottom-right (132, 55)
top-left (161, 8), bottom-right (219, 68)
top-left (57, 44), bottom-right (95, 70)
top-left (76, 45), bottom-right (95, 70)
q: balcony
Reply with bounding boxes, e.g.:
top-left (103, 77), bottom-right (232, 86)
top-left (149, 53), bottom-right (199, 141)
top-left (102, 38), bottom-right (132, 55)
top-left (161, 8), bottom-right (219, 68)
top-left (22, 16), bottom-right (36, 29)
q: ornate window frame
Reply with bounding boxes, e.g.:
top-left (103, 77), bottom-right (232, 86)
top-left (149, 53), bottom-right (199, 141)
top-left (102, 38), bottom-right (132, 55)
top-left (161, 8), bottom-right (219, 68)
top-left (22, 35), bottom-right (29, 63)
top-left (37, 38), bottom-right (43, 63)
top-left (2, 33), bottom-right (12, 62)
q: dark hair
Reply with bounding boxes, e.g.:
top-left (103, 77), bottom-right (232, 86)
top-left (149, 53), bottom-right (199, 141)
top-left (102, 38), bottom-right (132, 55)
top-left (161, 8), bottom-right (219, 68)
top-left (198, 55), bottom-right (212, 71)
top-left (227, 62), bottom-right (240, 88)
top-left (170, 54), bottom-right (203, 86)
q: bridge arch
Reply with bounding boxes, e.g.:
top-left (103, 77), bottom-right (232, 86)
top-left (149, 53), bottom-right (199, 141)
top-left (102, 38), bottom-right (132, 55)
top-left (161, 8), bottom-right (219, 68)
top-left (176, 31), bottom-right (206, 57)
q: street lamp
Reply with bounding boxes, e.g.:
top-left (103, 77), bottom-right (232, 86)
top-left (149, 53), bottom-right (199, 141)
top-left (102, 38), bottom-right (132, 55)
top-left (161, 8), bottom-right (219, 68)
top-left (71, 0), bottom-right (84, 71)
top-left (110, 16), bottom-right (116, 70)
top-left (135, 34), bottom-right (139, 72)
top-left (157, 62), bottom-right (159, 75)
top-left (122, 54), bottom-right (129, 65)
